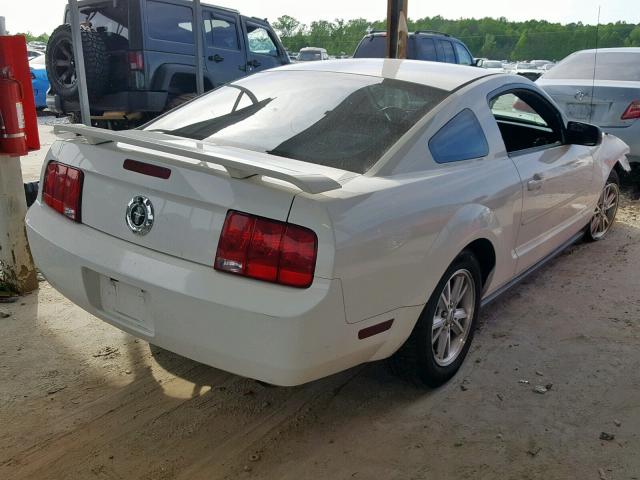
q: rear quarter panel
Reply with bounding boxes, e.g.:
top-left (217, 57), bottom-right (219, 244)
top-left (294, 76), bottom-right (524, 332)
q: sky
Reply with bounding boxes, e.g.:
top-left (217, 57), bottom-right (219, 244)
top-left (3, 0), bottom-right (640, 35)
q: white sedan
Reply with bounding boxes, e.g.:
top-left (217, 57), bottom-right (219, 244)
top-left (26, 59), bottom-right (630, 387)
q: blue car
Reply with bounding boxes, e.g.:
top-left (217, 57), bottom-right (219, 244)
top-left (29, 54), bottom-right (48, 109)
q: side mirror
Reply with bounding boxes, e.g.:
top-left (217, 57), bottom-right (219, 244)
top-left (474, 58), bottom-right (482, 67)
top-left (565, 121), bottom-right (602, 146)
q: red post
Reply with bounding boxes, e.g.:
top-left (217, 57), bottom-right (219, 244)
top-left (0, 35), bottom-right (40, 154)
top-left (0, 33), bottom-right (38, 294)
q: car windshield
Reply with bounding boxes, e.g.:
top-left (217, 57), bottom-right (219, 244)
top-left (298, 51), bottom-right (322, 61)
top-left (145, 71), bottom-right (448, 174)
top-left (543, 51), bottom-right (640, 81)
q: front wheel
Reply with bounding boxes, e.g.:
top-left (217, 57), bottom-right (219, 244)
top-left (389, 251), bottom-right (482, 387)
top-left (585, 170), bottom-right (620, 242)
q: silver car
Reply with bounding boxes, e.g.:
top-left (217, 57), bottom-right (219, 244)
top-left (538, 48), bottom-right (640, 163)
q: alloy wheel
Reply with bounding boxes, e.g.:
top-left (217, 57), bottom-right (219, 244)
top-left (432, 269), bottom-right (476, 367)
top-left (590, 181), bottom-right (619, 240)
top-left (52, 38), bottom-right (76, 88)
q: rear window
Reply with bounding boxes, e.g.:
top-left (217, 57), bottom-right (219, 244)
top-left (145, 71), bottom-right (448, 174)
top-left (353, 36), bottom-right (386, 58)
top-left (298, 51), bottom-right (322, 61)
top-left (67, 2), bottom-right (129, 39)
top-left (353, 35), bottom-right (422, 59)
top-left (543, 51), bottom-right (640, 81)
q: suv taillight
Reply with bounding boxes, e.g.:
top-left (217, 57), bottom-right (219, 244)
top-left (214, 211), bottom-right (318, 288)
top-left (621, 101), bottom-right (640, 120)
top-left (42, 161), bottom-right (84, 222)
top-left (127, 51), bottom-right (144, 71)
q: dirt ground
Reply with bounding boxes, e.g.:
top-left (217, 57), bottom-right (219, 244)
top-left (1, 175), bottom-right (640, 479)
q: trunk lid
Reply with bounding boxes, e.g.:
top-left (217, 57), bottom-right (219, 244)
top-left (539, 79), bottom-right (640, 127)
top-left (52, 129), bottom-right (350, 267)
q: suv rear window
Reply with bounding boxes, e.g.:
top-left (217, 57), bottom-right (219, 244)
top-left (146, 71), bottom-right (449, 173)
top-left (543, 51), bottom-right (640, 81)
top-left (67, 2), bottom-right (129, 39)
top-left (353, 36), bottom-right (387, 58)
top-left (354, 36), bottom-right (429, 60)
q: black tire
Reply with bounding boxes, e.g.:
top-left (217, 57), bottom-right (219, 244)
top-left (584, 169), bottom-right (620, 242)
top-left (164, 93), bottom-right (198, 112)
top-left (389, 250), bottom-right (482, 387)
top-left (46, 24), bottom-right (108, 100)
top-left (24, 181), bottom-right (39, 208)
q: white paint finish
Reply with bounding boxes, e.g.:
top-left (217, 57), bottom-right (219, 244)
top-left (510, 144), bottom-right (595, 273)
top-left (54, 125), bottom-right (346, 194)
top-left (26, 63), bottom-right (632, 385)
top-left (281, 58), bottom-right (492, 92)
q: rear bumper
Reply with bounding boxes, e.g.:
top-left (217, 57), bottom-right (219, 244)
top-left (46, 90), bottom-right (168, 115)
top-left (602, 123), bottom-right (640, 163)
top-left (25, 203), bottom-right (392, 386)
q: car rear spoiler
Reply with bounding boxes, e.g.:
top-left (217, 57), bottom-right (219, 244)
top-left (53, 124), bottom-right (342, 194)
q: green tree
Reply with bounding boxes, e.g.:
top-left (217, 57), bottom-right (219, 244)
top-left (272, 15), bottom-right (301, 39)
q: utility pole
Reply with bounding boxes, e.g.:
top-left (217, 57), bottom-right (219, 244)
top-left (386, 0), bottom-right (409, 59)
top-left (193, 0), bottom-right (205, 95)
top-left (68, 0), bottom-right (91, 126)
top-left (0, 18), bottom-right (38, 294)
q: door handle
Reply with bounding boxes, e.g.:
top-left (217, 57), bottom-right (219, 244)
top-left (209, 54), bottom-right (224, 63)
top-left (247, 59), bottom-right (261, 68)
top-left (527, 173), bottom-right (544, 191)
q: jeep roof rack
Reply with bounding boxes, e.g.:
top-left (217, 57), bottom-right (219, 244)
top-left (414, 30), bottom-right (451, 37)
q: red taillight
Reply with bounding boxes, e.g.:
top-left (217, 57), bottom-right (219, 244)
top-left (214, 211), bottom-right (318, 288)
top-left (621, 100), bottom-right (640, 120)
top-left (127, 51), bottom-right (144, 71)
top-left (42, 161), bottom-right (83, 222)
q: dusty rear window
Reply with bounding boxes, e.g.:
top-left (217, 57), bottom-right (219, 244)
top-left (543, 51), bottom-right (640, 81)
top-left (145, 71), bottom-right (448, 173)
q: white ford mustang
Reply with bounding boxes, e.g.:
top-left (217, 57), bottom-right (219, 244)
top-left (26, 59), bottom-right (630, 387)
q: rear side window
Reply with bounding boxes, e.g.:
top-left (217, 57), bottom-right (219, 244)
top-left (429, 109), bottom-right (489, 163)
top-left (206, 15), bottom-right (239, 50)
top-left (147, 1), bottom-right (194, 44)
top-left (543, 51), bottom-right (640, 81)
top-left (454, 43), bottom-right (473, 65)
top-left (247, 25), bottom-right (279, 57)
top-left (415, 37), bottom-right (437, 61)
top-left (438, 40), bottom-right (456, 63)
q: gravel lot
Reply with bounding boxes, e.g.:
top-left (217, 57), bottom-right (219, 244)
top-left (1, 124), bottom-right (639, 479)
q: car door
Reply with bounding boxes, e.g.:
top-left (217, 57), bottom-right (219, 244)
top-left (202, 9), bottom-right (246, 85)
top-left (241, 20), bottom-right (285, 73)
top-left (489, 87), bottom-right (595, 273)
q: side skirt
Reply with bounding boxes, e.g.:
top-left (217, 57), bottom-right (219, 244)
top-left (480, 229), bottom-right (585, 308)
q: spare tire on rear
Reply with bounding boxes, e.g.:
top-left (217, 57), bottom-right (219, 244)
top-left (46, 24), bottom-right (108, 100)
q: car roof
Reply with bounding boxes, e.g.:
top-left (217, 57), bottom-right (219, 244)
top-left (364, 31), bottom-right (460, 41)
top-left (573, 47), bottom-right (640, 54)
top-left (279, 59), bottom-right (492, 92)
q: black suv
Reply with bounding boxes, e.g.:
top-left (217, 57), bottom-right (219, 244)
top-left (353, 31), bottom-right (475, 66)
top-left (45, 0), bottom-right (289, 126)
